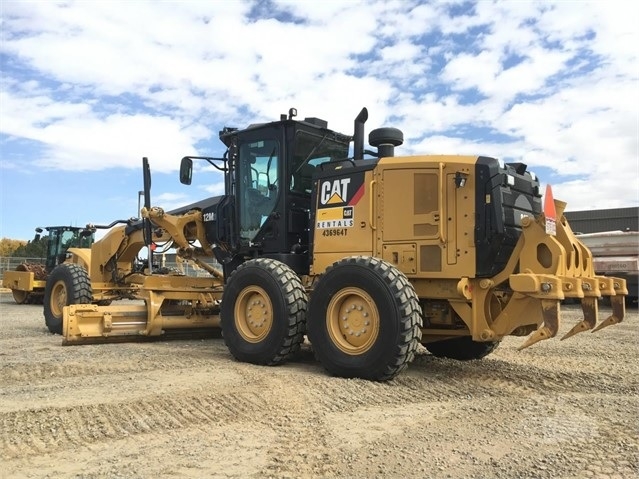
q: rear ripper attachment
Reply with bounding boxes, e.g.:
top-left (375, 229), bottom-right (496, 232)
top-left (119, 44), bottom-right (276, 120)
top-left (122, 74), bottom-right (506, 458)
top-left (476, 185), bottom-right (627, 351)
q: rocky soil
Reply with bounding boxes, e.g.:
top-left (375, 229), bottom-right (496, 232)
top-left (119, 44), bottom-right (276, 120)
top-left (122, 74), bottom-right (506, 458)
top-left (0, 293), bottom-right (637, 479)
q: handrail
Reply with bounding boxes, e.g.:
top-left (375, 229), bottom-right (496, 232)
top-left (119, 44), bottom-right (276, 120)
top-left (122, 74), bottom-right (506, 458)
top-left (369, 180), bottom-right (377, 230)
top-left (438, 162), bottom-right (446, 244)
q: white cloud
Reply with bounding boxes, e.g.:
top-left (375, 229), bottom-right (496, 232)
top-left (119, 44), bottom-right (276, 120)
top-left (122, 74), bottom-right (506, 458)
top-left (0, 0), bottom-right (637, 224)
top-left (1, 88), bottom-right (207, 171)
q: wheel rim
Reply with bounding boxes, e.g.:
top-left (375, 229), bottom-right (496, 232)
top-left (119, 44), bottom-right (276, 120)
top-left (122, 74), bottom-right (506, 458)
top-left (326, 287), bottom-right (380, 355)
top-left (234, 286), bottom-right (273, 343)
top-left (12, 289), bottom-right (29, 304)
top-left (50, 280), bottom-right (68, 318)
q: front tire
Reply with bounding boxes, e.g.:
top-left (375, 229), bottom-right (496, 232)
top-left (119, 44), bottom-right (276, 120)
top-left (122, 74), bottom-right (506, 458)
top-left (425, 336), bottom-right (500, 360)
top-left (43, 264), bottom-right (92, 334)
top-left (307, 256), bottom-right (422, 381)
top-left (220, 258), bottom-right (307, 365)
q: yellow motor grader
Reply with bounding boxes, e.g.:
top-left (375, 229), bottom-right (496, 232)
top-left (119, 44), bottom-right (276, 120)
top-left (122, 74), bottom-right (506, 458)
top-left (44, 108), bottom-right (627, 380)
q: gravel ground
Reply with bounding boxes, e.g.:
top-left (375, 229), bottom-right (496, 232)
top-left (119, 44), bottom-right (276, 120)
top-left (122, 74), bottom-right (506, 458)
top-left (0, 292), bottom-right (637, 479)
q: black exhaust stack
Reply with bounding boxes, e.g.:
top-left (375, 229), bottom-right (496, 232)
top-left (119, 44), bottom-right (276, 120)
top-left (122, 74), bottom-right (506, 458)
top-left (353, 107), bottom-right (368, 161)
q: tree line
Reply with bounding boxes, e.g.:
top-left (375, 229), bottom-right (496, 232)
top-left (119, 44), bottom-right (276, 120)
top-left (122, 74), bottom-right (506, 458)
top-left (0, 236), bottom-right (48, 258)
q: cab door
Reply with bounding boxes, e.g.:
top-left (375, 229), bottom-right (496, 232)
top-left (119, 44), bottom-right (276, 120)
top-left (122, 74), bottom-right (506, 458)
top-left (233, 129), bottom-right (282, 250)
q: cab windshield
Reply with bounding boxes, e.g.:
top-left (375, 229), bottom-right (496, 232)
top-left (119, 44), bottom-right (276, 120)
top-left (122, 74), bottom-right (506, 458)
top-left (290, 131), bottom-right (349, 194)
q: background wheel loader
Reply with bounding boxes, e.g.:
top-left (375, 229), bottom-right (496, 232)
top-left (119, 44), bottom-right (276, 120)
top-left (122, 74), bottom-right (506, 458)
top-left (2, 226), bottom-right (95, 304)
top-left (44, 107), bottom-right (628, 380)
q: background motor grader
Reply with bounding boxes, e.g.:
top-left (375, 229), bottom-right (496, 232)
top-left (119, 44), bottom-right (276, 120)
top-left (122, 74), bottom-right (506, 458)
top-left (44, 108), bottom-right (627, 380)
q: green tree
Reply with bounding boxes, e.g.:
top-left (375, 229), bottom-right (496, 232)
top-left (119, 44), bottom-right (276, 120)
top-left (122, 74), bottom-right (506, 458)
top-left (11, 235), bottom-right (48, 259)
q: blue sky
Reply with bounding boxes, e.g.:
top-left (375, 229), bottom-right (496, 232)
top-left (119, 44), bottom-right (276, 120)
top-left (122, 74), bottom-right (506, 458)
top-left (1, 0), bottom-right (638, 241)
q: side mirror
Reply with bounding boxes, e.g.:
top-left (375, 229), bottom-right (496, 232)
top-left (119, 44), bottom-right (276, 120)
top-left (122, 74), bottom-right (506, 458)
top-left (180, 157), bottom-right (193, 185)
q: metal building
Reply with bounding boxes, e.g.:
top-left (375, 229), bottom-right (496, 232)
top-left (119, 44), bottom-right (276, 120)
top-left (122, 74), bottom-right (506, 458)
top-left (564, 207), bottom-right (638, 234)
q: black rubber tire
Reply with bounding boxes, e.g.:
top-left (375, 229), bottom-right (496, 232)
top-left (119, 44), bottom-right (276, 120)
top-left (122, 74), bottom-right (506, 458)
top-left (425, 336), bottom-right (500, 360)
top-left (307, 256), bottom-right (422, 381)
top-left (220, 258), bottom-right (307, 366)
top-left (43, 264), bottom-right (92, 335)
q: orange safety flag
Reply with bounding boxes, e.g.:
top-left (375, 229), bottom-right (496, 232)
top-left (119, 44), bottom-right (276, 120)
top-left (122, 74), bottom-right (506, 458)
top-left (544, 184), bottom-right (557, 236)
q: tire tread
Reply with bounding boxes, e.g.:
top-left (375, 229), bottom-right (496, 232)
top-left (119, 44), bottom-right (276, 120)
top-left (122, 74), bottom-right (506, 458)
top-left (223, 258), bottom-right (307, 365)
top-left (425, 336), bottom-right (500, 360)
top-left (310, 256), bottom-right (422, 381)
top-left (43, 264), bottom-right (92, 334)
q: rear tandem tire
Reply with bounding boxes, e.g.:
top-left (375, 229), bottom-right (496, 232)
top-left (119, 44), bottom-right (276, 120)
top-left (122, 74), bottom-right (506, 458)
top-left (43, 264), bottom-right (92, 335)
top-left (307, 256), bottom-right (422, 381)
top-left (220, 258), bottom-right (307, 366)
top-left (425, 336), bottom-right (500, 360)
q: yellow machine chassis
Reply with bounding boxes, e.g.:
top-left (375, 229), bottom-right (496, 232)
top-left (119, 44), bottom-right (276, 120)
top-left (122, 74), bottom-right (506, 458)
top-left (61, 200), bottom-right (626, 350)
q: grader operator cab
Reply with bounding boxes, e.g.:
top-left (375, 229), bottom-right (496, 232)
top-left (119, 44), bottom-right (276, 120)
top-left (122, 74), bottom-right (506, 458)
top-left (44, 107), bottom-right (628, 380)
